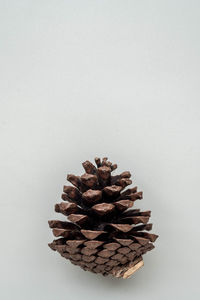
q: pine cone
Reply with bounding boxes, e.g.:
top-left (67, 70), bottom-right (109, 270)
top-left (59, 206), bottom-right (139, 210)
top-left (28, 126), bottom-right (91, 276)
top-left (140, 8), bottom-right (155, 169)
top-left (48, 157), bottom-right (158, 278)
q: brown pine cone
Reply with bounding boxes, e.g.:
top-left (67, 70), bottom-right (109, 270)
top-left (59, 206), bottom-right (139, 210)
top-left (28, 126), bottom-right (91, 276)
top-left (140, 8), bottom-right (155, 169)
top-left (48, 157), bottom-right (158, 278)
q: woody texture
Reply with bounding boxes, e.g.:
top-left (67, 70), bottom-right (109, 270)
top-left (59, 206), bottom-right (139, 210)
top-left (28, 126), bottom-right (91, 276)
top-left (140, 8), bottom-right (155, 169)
top-left (48, 157), bottom-right (158, 278)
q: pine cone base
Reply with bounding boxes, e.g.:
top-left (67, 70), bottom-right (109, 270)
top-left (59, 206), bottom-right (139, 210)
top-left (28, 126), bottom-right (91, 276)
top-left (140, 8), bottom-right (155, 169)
top-left (49, 238), bottom-right (154, 277)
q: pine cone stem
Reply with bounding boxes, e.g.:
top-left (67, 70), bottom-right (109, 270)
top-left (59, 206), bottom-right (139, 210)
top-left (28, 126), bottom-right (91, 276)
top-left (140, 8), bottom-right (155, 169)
top-left (112, 257), bottom-right (144, 278)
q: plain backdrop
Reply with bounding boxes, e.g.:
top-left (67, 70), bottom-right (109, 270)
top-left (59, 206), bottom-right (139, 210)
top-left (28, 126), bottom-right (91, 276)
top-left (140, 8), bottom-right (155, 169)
top-left (0, 1), bottom-right (200, 299)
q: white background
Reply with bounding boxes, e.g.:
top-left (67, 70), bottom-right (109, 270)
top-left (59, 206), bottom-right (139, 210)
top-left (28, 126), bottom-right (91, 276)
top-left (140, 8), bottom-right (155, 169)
top-left (0, 1), bottom-right (200, 299)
